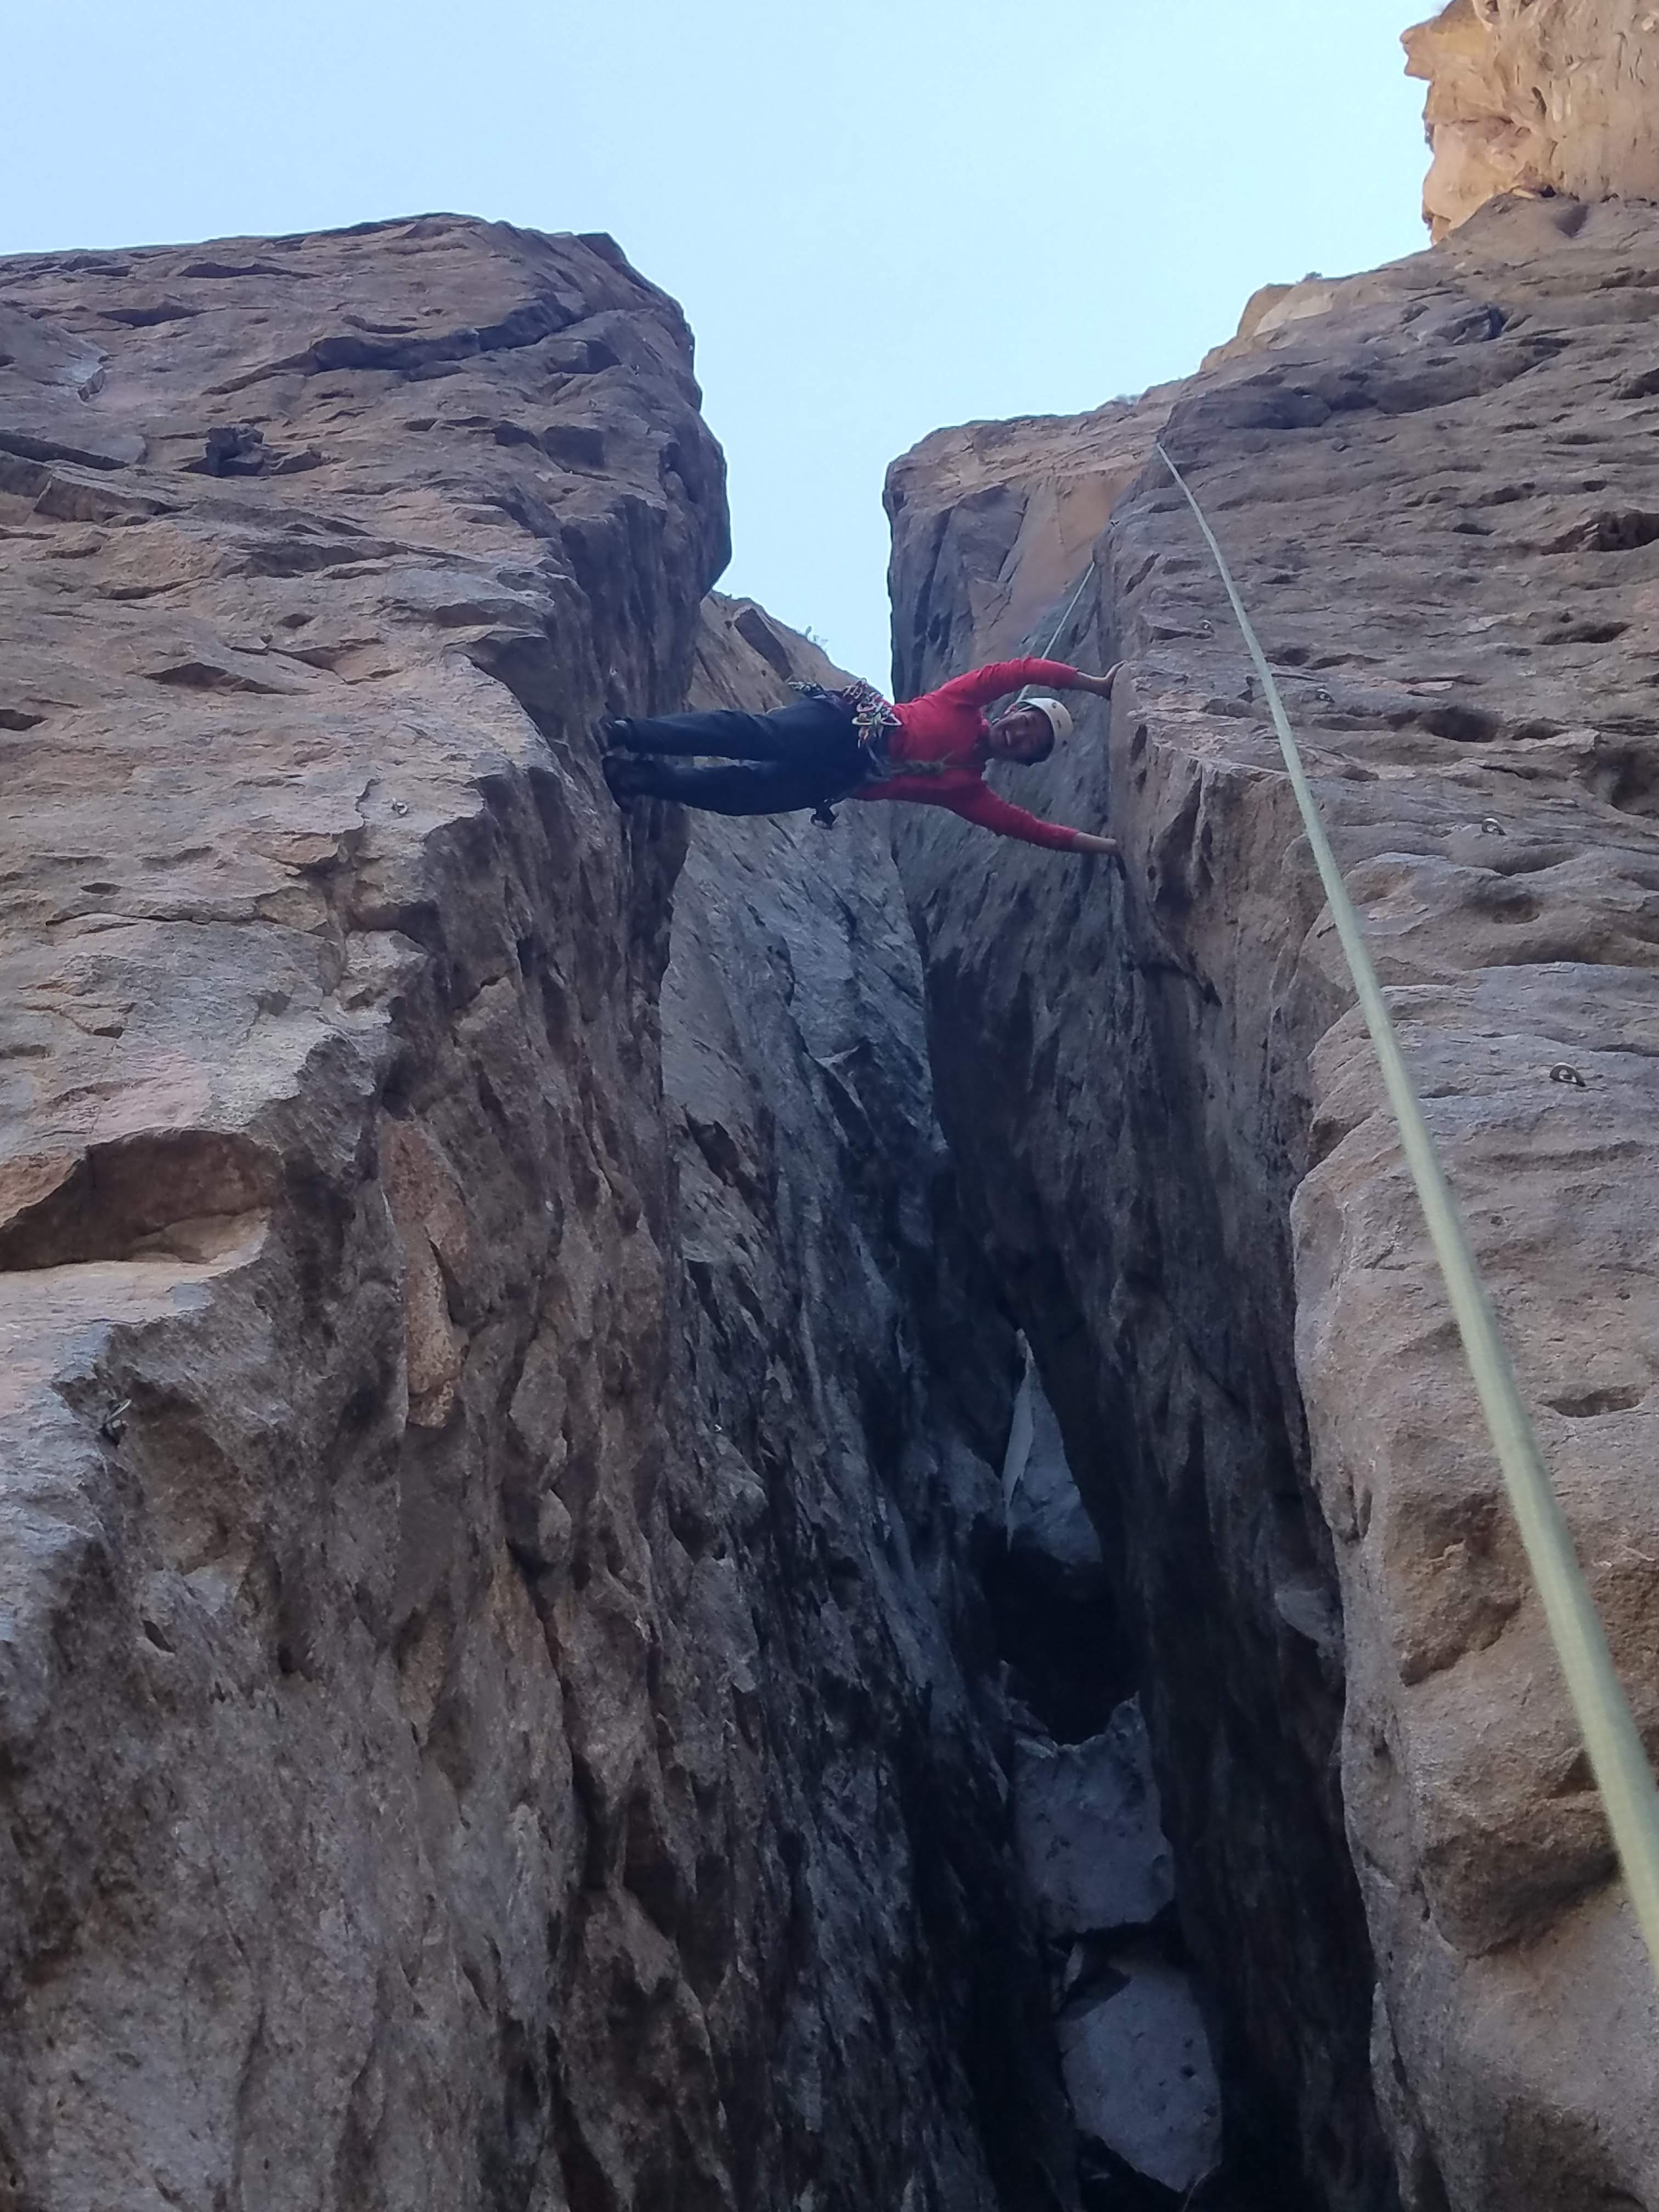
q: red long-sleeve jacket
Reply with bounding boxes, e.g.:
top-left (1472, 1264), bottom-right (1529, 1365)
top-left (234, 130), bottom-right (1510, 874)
top-left (849, 658), bottom-right (1086, 849)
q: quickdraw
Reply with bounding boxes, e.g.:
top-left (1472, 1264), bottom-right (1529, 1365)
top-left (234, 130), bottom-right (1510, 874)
top-left (789, 676), bottom-right (901, 763)
top-left (789, 678), bottom-right (949, 826)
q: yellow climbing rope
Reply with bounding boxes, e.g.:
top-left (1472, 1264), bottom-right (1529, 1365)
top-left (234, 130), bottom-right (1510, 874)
top-left (1038, 560), bottom-right (1098, 661)
top-left (1009, 558), bottom-right (1100, 704)
top-left (1155, 439), bottom-right (1659, 1990)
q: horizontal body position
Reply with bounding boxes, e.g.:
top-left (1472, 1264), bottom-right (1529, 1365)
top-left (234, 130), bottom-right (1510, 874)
top-left (600, 658), bottom-right (1121, 854)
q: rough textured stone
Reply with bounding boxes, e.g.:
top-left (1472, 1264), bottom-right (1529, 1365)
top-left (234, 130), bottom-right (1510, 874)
top-left (886, 193), bottom-right (1659, 2212)
top-left (663, 594), bottom-right (1079, 2211)
top-left (1005, 1384), bottom-right (1222, 2209)
top-left (1003, 1351), bottom-right (1107, 1595)
top-left (1403, 1), bottom-right (1659, 239)
top-left (0, 212), bottom-right (728, 2212)
top-left (1017, 1703), bottom-right (1173, 1945)
top-left (992, 1354), bottom-right (1133, 1753)
top-left (0, 219), bottom-right (1073, 2212)
top-left (1057, 1958), bottom-right (1222, 2199)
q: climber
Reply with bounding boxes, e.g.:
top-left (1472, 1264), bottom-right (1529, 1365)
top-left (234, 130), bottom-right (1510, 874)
top-left (599, 657), bottom-right (1122, 853)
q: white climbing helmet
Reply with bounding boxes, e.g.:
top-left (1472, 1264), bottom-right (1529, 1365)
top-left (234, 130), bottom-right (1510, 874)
top-left (1020, 694), bottom-right (1073, 742)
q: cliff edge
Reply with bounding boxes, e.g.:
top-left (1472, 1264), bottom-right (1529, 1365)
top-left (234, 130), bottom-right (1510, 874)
top-left (1406, 1), bottom-right (1659, 237)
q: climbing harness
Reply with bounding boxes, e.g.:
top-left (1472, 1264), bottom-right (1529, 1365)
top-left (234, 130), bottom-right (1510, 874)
top-left (789, 675), bottom-right (901, 756)
top-left (1155, 439), bottom-right (1659, 1990)
top-left (798, 565), bottom-right (1105, 832)
top-left (789, 678), bottom-right (951, 827)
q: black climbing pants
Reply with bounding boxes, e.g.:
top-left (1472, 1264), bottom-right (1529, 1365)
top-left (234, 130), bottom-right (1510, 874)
top-left (614, 697), bottom-right (865, 816)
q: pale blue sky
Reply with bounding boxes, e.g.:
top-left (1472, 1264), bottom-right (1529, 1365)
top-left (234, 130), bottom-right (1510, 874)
top-left (6, 1), bottom-right (1431, 680)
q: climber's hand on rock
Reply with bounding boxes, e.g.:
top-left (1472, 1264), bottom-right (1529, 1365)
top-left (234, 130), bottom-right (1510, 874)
top-left (1074, 832), bottom-right (1120, 859)
top-left (1071, 664), bottom-right (1121, 698)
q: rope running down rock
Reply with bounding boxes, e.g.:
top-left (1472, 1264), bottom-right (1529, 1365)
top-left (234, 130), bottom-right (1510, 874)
top-left (1154, 436), bottom-right (1659, 1993)
top-left (1037, 559), bottom-right (1098, 662)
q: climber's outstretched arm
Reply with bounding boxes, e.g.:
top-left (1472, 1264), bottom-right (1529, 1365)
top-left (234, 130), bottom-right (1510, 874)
top-left (935, 783), bottom-right (1118, 855)
top-left (928, 657), bottom-right (1119, 711)
top-left (1065, 664), bottom-right (1121, 699)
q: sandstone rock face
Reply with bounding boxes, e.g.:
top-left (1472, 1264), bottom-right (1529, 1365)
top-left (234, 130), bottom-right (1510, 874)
top-left (0, 220), bottom-right (1064, 2211)
top-left (886, 193), bottom-right (1659, 2212)
top-left (1404, 1), bottom-right (1659, 239)
top-left (0, 211), bottom-right (725, 2212)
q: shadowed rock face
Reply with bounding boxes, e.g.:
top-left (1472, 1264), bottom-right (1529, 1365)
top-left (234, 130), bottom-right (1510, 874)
top-left (663, 597), bottom-right (1079, 2211)
top-left (0, 222), bottom-right (1067, 2211)
top-left (1403, 1), bottom-right (1659, 240)
top-left (885, 194), bottom-right (1659, 2212)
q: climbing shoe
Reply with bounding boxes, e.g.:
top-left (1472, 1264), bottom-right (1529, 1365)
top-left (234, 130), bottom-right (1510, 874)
top-left (603, 753), bottom-right (646, 804)
top-left (596, 715), bottom-right (636, 752)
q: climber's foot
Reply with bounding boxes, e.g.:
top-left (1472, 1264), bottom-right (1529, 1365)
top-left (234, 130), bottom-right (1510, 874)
top-left (596, 715), bottom-right (636, 752)
top-left (603, 752), bottom-right (646, 804)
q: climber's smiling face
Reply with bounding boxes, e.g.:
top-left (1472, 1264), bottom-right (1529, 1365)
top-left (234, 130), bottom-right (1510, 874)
top-left (987, 707), bottom-right (1054, 764)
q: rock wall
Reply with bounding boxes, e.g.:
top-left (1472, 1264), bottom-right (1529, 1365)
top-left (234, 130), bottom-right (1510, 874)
top-left (663, 595), bottom-right (1077, 2210)
top-left (0, 211), bottom-right (725, 2212)
top-left (1003, 1359), bottom-right (1224, 2204)
top-left (0, 221), bottom-right (1065, 2211)
top-left (885, 193), bottom-right (1659, 2212)
top-left (1404, 1), bottom-right (1659, 239)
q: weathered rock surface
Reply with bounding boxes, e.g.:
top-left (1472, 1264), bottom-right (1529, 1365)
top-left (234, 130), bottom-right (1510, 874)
top-left (0, 219), bottom-right (1068, 2212)
top-left (0, 211), bottom-right (728, 2212)
top-left (1023, 1711), bottom-right (1223, 2203)
top-left (1404, 1), bottom-right (1659, 239)
top-left (1057, 1957), bottom-right (1221, 2202)
top-left (886, 193), bottom-right (1659, 2212)
top-left (1005, 1369), bottom-right (1222, 2208)
top-left (663, 594), bottom-right (1079, 2210)
top-left (1017, 1703), bottom-right (1173, 1946)
top-left (1002, 1347), bottom-right (1108, 1598)
top-left (992, 1353), bottom-right (1133, 1753)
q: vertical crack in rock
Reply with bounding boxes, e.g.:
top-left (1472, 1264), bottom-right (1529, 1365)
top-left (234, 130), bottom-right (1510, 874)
top-left (885, 194), bottom-right (1659, 2212)
top-left (662, 596), bottom-right (1078, 2210)
top-left (1000, 1354), bottom-right (1227, 2209)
